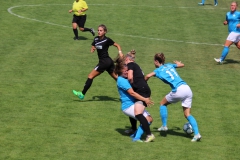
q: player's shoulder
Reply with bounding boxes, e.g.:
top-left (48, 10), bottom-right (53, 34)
top-left (117, 76), bottom-right (130, 86)
top-left (117, 76), bottom-right (127, 83)
top-left (236, 11), bottom-right (240, 15)
top-left (127, 62), bottom-right (138, 68)
top-left (104, 36), bottom-right (114, 41)
top-left (165, 63), bottom-right (174, 67)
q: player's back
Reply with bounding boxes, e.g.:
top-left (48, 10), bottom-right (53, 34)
top-left (154, 63), bottom-right (186, 92)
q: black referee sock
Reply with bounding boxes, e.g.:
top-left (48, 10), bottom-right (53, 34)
top-left (135, 114), bottom-right (151, 135)
top-left (73, 29), bottom-right (78, 38)
top-left (83, 28), bottom-right (91, 32)
top-left (129, 117), bottom-right (137, 130)
top-left (82, 78), bottom-right (93, 95)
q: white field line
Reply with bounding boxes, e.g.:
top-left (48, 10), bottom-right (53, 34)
top-left (7, 4), bottom-right (224, 46)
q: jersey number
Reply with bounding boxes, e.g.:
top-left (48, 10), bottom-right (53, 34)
top-left (166, 69), bottom-right (178, 80)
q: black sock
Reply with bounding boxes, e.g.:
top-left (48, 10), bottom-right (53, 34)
top-left (83, 28), bottom-right (91, 32)
top-left (82, 78), bottom-right (93, 95)
top-left (73, 29), bottom-right (78, 38)
top-left (129, 117), bottom-right (137, 130)
top-left (135, 114), bottom-right (151, 135)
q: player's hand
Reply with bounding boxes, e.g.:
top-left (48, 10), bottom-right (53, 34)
top-left (78, 10), bottom-right (82, 13)
top-left (145, 98), bottom-right (154, 107)
top-left (91, 47), bottom-right (96, 53)
top-left (68, 10), bottom-right (72, 13)
top-left (173, 60), bottom-right (181, 64)
top-left (223, 21), bottom-right (228, 25)
top-left (174, 60), bottom-right (184, 68)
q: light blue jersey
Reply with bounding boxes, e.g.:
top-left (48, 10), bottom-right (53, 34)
top-left (117, 76), bottom-right (135, 111)
top-left (226, 11), bottom-right (240, 33)
top-left (154, 63), bottom-right (186, 92)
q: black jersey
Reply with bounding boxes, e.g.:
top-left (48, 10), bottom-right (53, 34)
top-left (92, 36), bottom-right (115, 60)
top-left (127, 62), bottom-right (149, 91)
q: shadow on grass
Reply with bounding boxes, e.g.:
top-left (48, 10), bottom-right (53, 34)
top-left (152, 126), bottom-right (192, 140)
top-left (224, 59), bottom-right (240, 64)
top-left (115, 127), bottom-right (132, 137)
top-left (78, 36), bottom-right (88, 40)
top-left (115, 126), bottom-right (194, 141)
top-left (74, 96), bottom-right (120, 102)
top-left (72, 36), bottom-right (88, 40)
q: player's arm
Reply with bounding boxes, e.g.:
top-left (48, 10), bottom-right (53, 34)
top-left (174, 61), bottom-right (184, 68)
top-left (79, 8), bottom-right (88, 13)
top-left (78, 7), bottom-right (88, 13)
top-left (127, 88), bottom-right (154, 107)
top-left (113, 42), bottom-right (123, 57)
top-left (127, 69), bottom-right (134, 84)
top-left (79, 1), bottom-right (88, 13)
top-left (91, 46), bottom-right (96, 53)
top-left (145, 72), bottom-right (155, 81)
top-left (223, 15), bottom-right (228, 25)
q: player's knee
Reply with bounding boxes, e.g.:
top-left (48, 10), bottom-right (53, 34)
top-left (235, 43), bottom-right (240, 49)
top-left (146, 116), bottom-right (153, 123)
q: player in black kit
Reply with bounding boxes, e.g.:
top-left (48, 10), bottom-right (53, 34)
top-left (124, 50), bottom-right (155, 142)
top-left (73, 24), bottom-right (123, 100)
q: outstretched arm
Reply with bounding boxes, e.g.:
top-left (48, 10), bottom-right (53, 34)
top-left (145, 72), bottom-right (155, 81)
top-left (174, 61), bottom-right (184, 68)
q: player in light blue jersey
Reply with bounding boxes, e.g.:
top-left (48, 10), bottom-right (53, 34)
top-left (145, 53), bottom-right (201, 142)
top-left (115, 57), bottom-right (155, 142)
top-left (214, 1), bottom-right (240, 64)
top-left (198, 0), bottom-right (218, 6)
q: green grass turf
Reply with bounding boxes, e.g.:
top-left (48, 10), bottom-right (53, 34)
top-left (0, 0), bottom-right (240, 159)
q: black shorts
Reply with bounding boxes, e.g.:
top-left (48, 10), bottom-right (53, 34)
top-left (72, 14), bottom-right (87, 28)
top-left (134, 85), bottom-right (151, 107)
top-left (133, 86), bottom-right (151, 98)
top-left (94, 58), bottom-right (115, 74)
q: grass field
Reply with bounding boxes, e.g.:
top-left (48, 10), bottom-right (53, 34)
top-left (1, 0), bottom-right (240, 159)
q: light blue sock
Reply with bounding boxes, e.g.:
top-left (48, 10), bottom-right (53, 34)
top-left (133, 122), bottom-right (151, 139)
top-left (134, 125), bottom-right (144, 139)
top-left (214, 0), bottom-right (218, 4)
top-left (160, 105), bottom-right (168, 127)
top-left (202, 0), bottom-right (205, 4)
top-left (220, 46), bottom-right (229, 61)
top-left (187, 115), bottom-right (199, 135)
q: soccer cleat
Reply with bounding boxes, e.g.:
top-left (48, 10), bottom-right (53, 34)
top-left (124, 129), bottom-right (136, 134)
top-left (191, 134), bottom-right (201, 142)
top-left (73, 37), bottom-right (80, 40)
top-left (214, 58), bottom-right (223, 64)
top-left (90, 28), bottom-right (95, 36)
top-left (214, 3), bottom-right (218, 6)
top-left (132, 138), bottom-right (143, 142)
top-left (198, 2), bottom-right (204, 5)
top-left (157, 126), bottom-right (168, 131)
top-left (72, 90), bottom-right (85, 100)
top-left (145, 134), bottom-right (155, 142)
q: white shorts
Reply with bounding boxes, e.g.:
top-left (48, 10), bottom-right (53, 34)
top-left (165, 84), bottom-right (193, 108)
top-left (122, 104), bottom-right (150, 120)
top-left (226, 32), bottom-right (240, 43)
